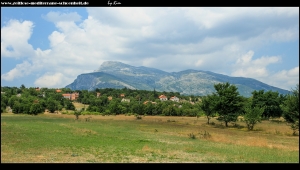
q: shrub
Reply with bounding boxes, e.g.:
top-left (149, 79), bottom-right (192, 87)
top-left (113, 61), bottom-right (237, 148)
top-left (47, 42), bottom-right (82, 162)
top-left (199, 131), bottom-right (211, 139)
top-left (242, 106), bottom-right (264, 130)
top-left (188, 133), bottom-right (196, 139)
top-left (135, 114), bottom-right (142, 120)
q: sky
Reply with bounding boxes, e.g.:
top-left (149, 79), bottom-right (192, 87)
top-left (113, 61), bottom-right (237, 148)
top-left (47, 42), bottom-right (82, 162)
top-left (1, 7), bottom-right (299, 91)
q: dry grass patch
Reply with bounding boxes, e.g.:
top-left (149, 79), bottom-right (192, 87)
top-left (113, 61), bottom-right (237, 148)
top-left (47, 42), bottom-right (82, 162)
top-left (73, 102), bottom-right (89, 110)
top-left (58, 123), bottom-right (98, 136)
top-left (141, 145), bottom-right (161, 154)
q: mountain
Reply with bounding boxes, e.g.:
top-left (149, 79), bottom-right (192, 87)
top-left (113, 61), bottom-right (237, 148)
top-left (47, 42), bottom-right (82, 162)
top-left (65, 61), bottom-right (290, 97)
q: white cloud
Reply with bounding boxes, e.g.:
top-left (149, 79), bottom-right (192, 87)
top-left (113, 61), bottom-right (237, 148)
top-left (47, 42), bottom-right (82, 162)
top-left (231, 50), bottom-right (281, 78)
top-left (48, 31), bottom-right (66, 47)
top-left (230, 51), bottom-right (299, 90)
top-left (42, 11), bottom-right (81, 23)
top-left (261, 66), bottom-right (299, 90)
top-left (34, 72), bottom-right (70, 88)
top-left (1, 8), bottom-right (298, 91)
top-left (86, 7), bottom-right (153, 28)
top-left (1, 61), bottom-right (34, 81)
top-left (1, 19), bottom-right (35, 58)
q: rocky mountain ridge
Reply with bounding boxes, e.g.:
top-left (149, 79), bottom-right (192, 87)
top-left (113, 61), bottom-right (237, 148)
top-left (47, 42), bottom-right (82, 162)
top-left (65, 61), bottom-right (290, 97)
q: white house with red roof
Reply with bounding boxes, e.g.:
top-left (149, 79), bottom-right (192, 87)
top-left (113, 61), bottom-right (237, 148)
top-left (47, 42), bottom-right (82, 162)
top-left (159, 94), bottom-right (168, 101)
top-left (170, 96), bottom-right (180, 102)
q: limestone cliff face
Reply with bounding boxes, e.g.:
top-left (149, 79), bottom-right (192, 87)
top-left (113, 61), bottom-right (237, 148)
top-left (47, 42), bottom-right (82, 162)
top-left (65, 61), bottom-right (290, 97)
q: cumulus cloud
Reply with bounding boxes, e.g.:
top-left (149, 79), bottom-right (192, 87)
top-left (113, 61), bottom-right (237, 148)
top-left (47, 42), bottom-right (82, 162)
top-left (1, 7), bottom-right (299, 91)
top-left (86, 7), bottom-right (153, 28)
top-left (1, 19), bottom-right (35, 58)
top-left (34, 72), bottom-right (66, 88)
top-left (262, 66), bottom-right (299, 90)
top-left (231, 50), bottom-right (281, 78)
top-left (230, 51), bottom-right (299, 90)
top-left (42, 11), bottom-right (82, 23)
top-left (1, 61), bottom-right (34, 81)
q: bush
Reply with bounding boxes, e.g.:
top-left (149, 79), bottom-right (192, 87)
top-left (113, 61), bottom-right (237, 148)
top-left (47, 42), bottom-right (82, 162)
top-left (188, 133), bottom-right (196, 139)
top-left (199, 131), bottom-right (211, 139)
top-left (135, 114), bottom-right (142, 120)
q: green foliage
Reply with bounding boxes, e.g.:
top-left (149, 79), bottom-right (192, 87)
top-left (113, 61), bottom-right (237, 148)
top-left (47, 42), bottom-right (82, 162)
top-left (1, 94), bottom-right (7, 113)
top-left (2, 85), bottom-right (291, 125)
top-left (1, 102), bottom-right (6, 113)
top-left (213, 82), bottom-right (244, 127)
top-left (200, 95), bottom-right (216, 124)
top-left (281, 84), bottom-right (299, 135)
top-left (251, 90), bottom-right (283, 119)
top-left (47, 99), bottom-right (58, 113)
top-left (65, 100), bottom-right (75, 110)
top-left (30, 103), bottom-right (44, 115)
top-left (242, 106), bottom-right (264, 130)
top-left (12, 101), bottom-right (22, 114)
top-left (74, 109), bottom-right (83, 120)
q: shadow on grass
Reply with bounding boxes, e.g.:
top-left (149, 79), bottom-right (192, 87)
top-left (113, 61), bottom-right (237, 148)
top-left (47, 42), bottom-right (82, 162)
top-left (206, 122), bottom-right (246, 130)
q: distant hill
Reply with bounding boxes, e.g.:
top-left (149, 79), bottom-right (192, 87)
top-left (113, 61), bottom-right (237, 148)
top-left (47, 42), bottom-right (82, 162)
top-left (65, 61), bottom-right (290, 97)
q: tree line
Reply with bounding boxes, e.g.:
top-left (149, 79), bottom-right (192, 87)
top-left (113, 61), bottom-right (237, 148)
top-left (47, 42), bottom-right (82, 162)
top-left (1, 83), bottom-right (298, 134)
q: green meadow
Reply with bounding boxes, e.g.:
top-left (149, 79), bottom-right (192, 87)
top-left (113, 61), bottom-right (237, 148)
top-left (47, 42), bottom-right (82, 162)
top-left (1, 113), bottom-right (299, 163)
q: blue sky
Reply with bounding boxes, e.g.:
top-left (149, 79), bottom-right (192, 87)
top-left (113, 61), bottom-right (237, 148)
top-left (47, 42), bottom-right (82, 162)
top-left (1, 7), bottom-right (299, 91)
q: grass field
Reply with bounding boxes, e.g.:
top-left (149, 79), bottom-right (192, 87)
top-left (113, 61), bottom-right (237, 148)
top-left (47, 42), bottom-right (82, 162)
top-left (1, 112), bottom-right (299, 163)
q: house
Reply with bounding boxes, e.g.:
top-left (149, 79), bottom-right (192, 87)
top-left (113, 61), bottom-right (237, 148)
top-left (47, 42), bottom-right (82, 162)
top-left (120, 94), bottom-right (125, 98)
top-left (143, 101), bottom-right (157, 105)
top-left (35, 87), bottom-right (40, 91)
top-left (16, 93), bottom-right (21, 97)
top-left (159, 94), bottom-right (168, 101)
top-left (96, 92), bottom-right (101, 98)
top-left (170, 96), bottom-right (180, 102)
top-left (108, 96), bottom-right (113, 101)
top-left (38, 92), bottom-right (45, 98)
top-left (71, 92), bottom-right (79, 100)
top-left (62, 94), bottom-right (72, 100)
top-left (121, 98), bottom-right (130, 102)
top-left (62, 92), bottom-right (79, 100)
top-left (56, 89), bottom-right (62, 93)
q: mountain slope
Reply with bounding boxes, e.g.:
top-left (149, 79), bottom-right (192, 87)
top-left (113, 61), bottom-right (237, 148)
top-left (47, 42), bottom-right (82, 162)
top-left (65, 61), bottom-right (290, 97)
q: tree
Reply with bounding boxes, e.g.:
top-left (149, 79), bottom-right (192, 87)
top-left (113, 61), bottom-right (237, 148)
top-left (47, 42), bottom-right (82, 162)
top-left (1, 94), bottom-right (8, 113)
top-left (65, 100), bottom-right (75, 110)
top-left (144, 102), bottom-right (154, 115)
top-left (200, 95), bottom-right (216, 124)
top-left (251, 90), bottom-right (283, 119)
top-left (281, 84), bottom-right (299, 135)
top-left (12, 101), bottom-right (22, 114)
top-left (213, 82), bottom-right (244, 127)
top-left (20, 84), bottom-right (26, 91)
top-left (74, 109), bottom-right (83, 120)
top-left (1, 101), bottom-right (6, 113)
top-left (242, 105), bottom-right (265, 130)
top-left (30, 103), bottom-right (44, 115)
top-left (47, 98), bottom-right (58, 113)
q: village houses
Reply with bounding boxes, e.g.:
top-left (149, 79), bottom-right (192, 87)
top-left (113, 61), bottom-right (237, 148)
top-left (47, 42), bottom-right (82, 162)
top-left (159, 94), bottom-right (168, 101)
top-left (121, 98), bottom-right (130, 102)
top-left (170, 96), bottom-right (180, 102)
top-left (62, 92), bottom-right (79, 100)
